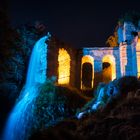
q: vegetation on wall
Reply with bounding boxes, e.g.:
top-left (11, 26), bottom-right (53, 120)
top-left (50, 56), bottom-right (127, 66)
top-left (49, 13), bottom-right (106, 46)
top-left (106, 11), bottom-right (140, 47)
top-left (106, 28), bottom-right (118, 47)
top-left (119, 11), bottom-right (140, 27)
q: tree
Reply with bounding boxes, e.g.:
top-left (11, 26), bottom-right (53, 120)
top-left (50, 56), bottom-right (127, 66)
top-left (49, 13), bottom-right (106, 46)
top-left (0, 7), bottom-right (24, 98)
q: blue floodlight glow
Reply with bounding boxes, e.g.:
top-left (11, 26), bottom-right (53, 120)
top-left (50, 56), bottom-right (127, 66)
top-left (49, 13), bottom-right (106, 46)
top-left (2, 35), bottom-right (49, 140)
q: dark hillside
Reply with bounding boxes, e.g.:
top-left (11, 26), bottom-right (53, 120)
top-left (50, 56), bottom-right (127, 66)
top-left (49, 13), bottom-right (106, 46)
top-left (29, 76), bottom-right (140, 140)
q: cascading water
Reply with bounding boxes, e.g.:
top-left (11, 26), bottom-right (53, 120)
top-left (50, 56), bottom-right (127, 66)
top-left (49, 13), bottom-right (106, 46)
top-left (2, 35), bottom-right (49, 140)
top-left (77, 87), bottom-right (107, 119)
top-left (91, 87), bottom-right (105, 110)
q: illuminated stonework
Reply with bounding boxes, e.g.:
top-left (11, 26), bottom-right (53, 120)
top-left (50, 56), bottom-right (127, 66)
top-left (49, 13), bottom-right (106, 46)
top-left (102, 55), bottom-right (116, 81)
top-left (58, 48), bottom-right (70, 84)
top-left (81, 55), bottom-right (94, 89)
top-left (136, 38), bottom-right (140, 78)
top-left (47, 22), bottom-right (140, 90)
top-left (120, 44), bottom-right (127, 76)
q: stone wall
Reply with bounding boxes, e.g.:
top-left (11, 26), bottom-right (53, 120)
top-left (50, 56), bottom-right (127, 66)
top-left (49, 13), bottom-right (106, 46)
top-left (81, 47), bottom-right (121, 88)
top-left (119, 21), bottom-right (139, 77)
top-left (46, 22), bottom-right (140, 90)
top-left (136, 39), bottom-right (140, 78)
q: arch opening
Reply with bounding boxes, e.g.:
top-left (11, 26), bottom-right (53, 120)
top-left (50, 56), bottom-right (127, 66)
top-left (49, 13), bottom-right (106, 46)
top-left (102, 55), bottom-right (116, 83)
top-left (58, 48), bottom-right (70, 85)
top-left (81, 55), bottom-right (94, 90)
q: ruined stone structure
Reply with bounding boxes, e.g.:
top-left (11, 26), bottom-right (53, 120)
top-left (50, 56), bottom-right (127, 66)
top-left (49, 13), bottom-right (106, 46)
top-left (46, 22), bottom-right (140, 90)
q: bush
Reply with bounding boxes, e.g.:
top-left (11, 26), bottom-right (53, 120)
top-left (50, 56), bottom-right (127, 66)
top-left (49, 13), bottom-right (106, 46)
top-left (30, 81), bottom-right (87, 135)
top-left (29, 76), bottom-right (140, 140)
top-left (117, 76), bottom-right (140, 97)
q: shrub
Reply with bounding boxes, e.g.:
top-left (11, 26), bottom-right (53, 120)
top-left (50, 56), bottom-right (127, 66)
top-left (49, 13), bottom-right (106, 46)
top-left (31, 81), bottom-right (87, 134)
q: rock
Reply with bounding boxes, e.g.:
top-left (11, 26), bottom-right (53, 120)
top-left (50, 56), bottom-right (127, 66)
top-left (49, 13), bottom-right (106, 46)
top-left (135, 89), bottom-right (140, 97)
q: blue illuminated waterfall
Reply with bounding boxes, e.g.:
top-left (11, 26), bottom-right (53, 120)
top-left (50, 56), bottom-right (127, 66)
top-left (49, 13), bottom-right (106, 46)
top-left (3, 35), bottom-right (49, 140)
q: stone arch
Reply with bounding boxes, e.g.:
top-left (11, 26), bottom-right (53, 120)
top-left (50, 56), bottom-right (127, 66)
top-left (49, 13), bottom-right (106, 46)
top-left (102, 55), bottom-right (116, 83)
top-left (58, 48), bottom-right (71, 84)
top-left (81, 55), bottom-right (94, 90)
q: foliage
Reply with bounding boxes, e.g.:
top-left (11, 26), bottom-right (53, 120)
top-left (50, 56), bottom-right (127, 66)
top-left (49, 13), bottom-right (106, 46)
top-left (0, 8), bottom-right (48, 133)
top-left (30, 81), bottom-right (87, 136)
top-left (30, 97), bottom-right (140, 140)
top-left (117, 76), bottom-right (140, 97)
top-left (0, 18), bottom-right (48, 97)
top-left (76, 76), bottom-right (139, 118)
top-left (0, 7), bottom-right (25, 134)
top-left (106, 12), bottom-right (140, 47)
top-left (29, 77), bottom-right (140, 140)
top-left (118, 11), bottom-right (140, 27)
top-left (0, 8), bottom-right (24, 101)
top-left (106, 28), bottom-right (118, 47)
top-left (77, 82), bottom-right (106, 113)
top-left (17, 22), bottom-right (47, 63)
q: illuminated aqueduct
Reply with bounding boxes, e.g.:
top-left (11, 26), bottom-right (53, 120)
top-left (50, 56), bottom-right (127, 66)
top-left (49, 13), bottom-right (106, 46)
top-left (46, 22), bottom-right (140, 90)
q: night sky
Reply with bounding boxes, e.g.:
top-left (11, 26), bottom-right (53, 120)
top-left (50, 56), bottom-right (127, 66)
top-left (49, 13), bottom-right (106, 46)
top-left (8, 0), bottom-right (140, 47)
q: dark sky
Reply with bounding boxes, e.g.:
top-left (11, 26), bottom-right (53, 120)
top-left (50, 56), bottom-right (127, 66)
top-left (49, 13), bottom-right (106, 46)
top-left (9, 0), bottom-right (140, 47)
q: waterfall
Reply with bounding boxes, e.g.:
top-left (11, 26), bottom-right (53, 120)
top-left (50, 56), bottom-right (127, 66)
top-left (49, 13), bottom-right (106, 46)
top-left (2, 35), bottom-right (49, 140)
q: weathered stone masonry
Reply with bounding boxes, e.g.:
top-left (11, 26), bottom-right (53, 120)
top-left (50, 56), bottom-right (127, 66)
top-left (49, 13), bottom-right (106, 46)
top-left (46, 22), bottom-right (140, 90)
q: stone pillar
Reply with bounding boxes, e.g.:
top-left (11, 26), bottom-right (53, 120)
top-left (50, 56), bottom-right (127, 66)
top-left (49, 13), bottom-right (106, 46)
top-left (136, 39), bottom-right (140, 78)
top-left (121, 22), bottom-right (138, 76)
top-left (131, 44), bottom-right (138, 76)
top-left (123, 22), bottom-right (136, 43)
top-left (119, 44), bottom-right (127, 76)
top-left (94, 59), bottom-right (102, 88)
top-left (125, 45), bottom-right (136, 76)
top-left (94, 59), bottom-right (102, 72)
top-left (113, 49), bottom-right (121, 79)
top-left (75, 49), bottom-right (83, 89)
